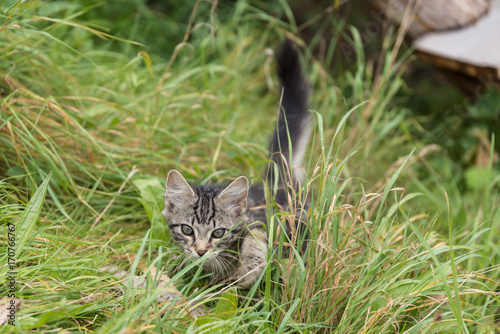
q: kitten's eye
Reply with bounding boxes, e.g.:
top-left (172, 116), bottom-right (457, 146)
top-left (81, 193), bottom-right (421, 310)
top-left (212, 228), bottom-right (225, 238)
top-left (181, 225), bottom-right (194, 236)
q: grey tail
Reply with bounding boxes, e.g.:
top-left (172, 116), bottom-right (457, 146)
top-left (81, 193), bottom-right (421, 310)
top-left (267, 39), bottom-right (311, 192)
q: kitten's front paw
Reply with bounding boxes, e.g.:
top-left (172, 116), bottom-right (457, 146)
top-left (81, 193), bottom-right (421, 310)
top-left (236, 229), bottom-right (267, 288)
top-left (235, 265), bottom-right (264, 288)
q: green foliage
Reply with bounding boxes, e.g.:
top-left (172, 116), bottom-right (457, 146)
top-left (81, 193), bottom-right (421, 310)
top-left (0, 0), bottom-right (498, 333)
top-left (133, 177), bottom-right (171, 244)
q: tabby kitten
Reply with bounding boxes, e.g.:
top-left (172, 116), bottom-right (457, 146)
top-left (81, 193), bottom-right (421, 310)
top-left (162, 40), bottom-right (311, 288)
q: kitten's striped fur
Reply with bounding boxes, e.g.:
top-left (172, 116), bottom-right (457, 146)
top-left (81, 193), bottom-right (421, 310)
top-left (162, 40), bottom-right (310, 288)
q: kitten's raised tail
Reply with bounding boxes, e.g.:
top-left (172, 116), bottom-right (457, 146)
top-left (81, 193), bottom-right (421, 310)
top-left (267, 39), bottom-right (311, 191)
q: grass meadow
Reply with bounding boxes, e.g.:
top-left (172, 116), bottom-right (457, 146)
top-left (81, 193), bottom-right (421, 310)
top-left (0, 0), bottom-right (499, 333)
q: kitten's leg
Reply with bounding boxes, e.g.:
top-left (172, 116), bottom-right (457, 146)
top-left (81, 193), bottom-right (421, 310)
top-left (236, 229), bottom-right (268, 288)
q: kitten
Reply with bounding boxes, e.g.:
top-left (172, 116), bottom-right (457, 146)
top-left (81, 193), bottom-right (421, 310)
top-left (162, 40), bottom-right (311, 288)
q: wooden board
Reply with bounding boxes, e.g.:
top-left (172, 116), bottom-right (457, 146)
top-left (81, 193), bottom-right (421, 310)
top-left (414, 0), bottom-right (500, 81)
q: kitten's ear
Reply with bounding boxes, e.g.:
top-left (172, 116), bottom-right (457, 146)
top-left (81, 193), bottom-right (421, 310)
top-left (165, 170), bottom-right (196, 209)
top-left (216, 176), bottom-right (249, 214)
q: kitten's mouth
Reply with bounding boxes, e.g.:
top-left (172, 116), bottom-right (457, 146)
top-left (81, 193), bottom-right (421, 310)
top-left (188, 249), bottom-right (212, 259)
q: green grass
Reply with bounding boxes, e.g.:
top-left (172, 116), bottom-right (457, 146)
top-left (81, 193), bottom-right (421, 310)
top-left (1, 0), bottom-right (499, 333)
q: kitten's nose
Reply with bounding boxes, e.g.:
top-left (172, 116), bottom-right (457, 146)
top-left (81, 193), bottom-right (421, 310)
top-left (197, 250), bottom-right (207, 256)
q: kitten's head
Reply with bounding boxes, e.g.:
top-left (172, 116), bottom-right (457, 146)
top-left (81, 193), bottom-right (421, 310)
top-left (162, 170), bottom-right (249, 261)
